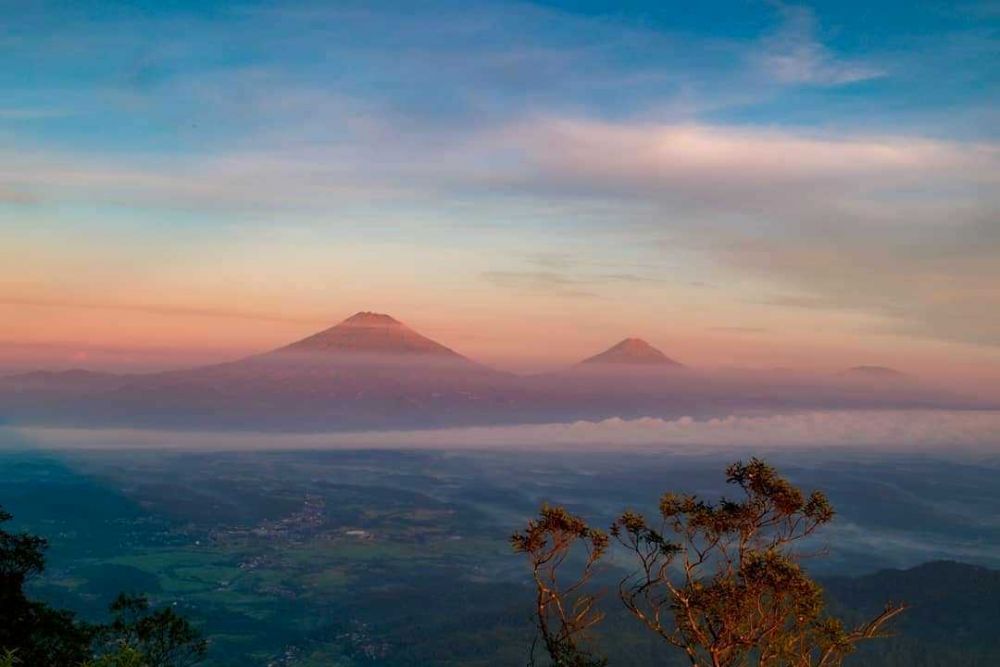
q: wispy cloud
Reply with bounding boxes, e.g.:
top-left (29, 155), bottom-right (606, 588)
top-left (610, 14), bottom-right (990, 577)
top-left (4, 118), bottom-right (997, 348)
top-left (481, 257), bottom-right (666, 299)
top-left (756, 4), bottom-right (886, 85)
top-left (479, 271), bottom-right (599, 299)
top-left (709, 326), bottom-right (768, 334)
top-left (0, 296), bottom-right (325, 325)
top-left (483, 119), bottom-right (999, 346)
top-left (8, 120), bottom-right (993, 210)
top-left (727, 221), bottom-right (1000, 346)
top-left (496, 119), bottom-right (996, 196)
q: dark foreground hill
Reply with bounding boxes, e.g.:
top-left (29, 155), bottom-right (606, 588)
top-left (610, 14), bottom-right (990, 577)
top-left (381, 560), bottom-right (1000, 666)
top-left (820, 561), bottom-right (1000, 666)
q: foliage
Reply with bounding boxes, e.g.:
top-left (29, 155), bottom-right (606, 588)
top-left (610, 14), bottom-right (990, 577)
top-left (0, 504), bottom-right (206, 667)
top-left (512, 504), bottom-right (610, 666)
top-left (86, 646), bottom-right (148, 667)
top-left (94, 594), bottom-right (207, 667)
top-left (0, 505), bottom-right (96, 665)
top-left (514, 459), bottom-right (907, 667)
top-left (0, 506), bottom-right (46, 585)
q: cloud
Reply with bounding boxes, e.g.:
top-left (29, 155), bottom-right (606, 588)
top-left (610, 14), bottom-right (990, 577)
top-left (4, 117), bottom-right (997, 349)
top-left (479, 271), bottom-right (599, 299)
top-left (1, 0), bottom-right (995, 354)
top-left (480, 264), bottom-right (664, 299)
top-left (496, 119), bottom-right (996, 196)
top-left (709, 326), bottom-right (768, 334)
top-left (756, 4), bottom-right (885, 85)
top-left (483, 119), bottom-right (999, 346)
top-left (0, 296), bottom-right (324, 325)
top-left (9, 120), bottom-right (993, 213)
top-left (8, 410), bottom-right (999, 453)
top-left (727, 217), bottom-right (1000, 346)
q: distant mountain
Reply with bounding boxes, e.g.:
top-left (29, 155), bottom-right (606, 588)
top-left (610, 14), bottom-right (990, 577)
top-left (2, 369), bottom-right (123, 388)
top-left (0, 313), bottom-right (988, 431)
top-left (0, 312), bottom-right (518, 431)
top-left (842, 365), bottom-right (908, 380)
top-left (580, 338), bottom-right (683, 367)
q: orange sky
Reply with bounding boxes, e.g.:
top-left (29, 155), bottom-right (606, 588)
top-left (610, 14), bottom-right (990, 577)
top-left (3, 272), bottom-right (998, 401)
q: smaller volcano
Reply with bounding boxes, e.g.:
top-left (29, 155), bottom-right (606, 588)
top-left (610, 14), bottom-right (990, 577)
top-left (580, 338), bottom-right (683, 367)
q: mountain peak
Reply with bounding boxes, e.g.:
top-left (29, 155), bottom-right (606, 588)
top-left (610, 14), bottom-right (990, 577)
top-left (580, 338), bottom-right (683, 367)
top-left (343, 311), bottom-right (401, 327)
top-left (274, 312), bottom-right (463, 358)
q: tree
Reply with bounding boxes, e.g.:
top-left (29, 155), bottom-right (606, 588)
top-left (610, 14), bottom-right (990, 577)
top-left (514, 459), bottom-right (907, 667)
top-left (86, 646), bottom-right (148, 667)
top-left (612, 458), bottom-right (907, 666)
top-left (0, 505), bottom-right (95, 665)
top-left (512, 504), bottom-right (609, 666)
top-left (1, 504), bottom-right (207, 667)
top-left (94, 594), bottom-right (207, 667)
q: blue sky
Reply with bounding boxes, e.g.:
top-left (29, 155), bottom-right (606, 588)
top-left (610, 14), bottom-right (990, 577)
top-left (4, 0), bottom-right (995, 148)
top-left (1, 0), bottom-right (998, 383)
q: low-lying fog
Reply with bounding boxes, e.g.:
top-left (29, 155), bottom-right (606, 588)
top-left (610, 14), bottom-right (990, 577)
top-left (4, 408), bottom-right (998, 456)
top-left (4, 407), bottom-right (997, 577)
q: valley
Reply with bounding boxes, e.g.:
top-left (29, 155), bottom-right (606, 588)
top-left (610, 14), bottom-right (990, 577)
top-left (3, 445), bottom-right (998, 665)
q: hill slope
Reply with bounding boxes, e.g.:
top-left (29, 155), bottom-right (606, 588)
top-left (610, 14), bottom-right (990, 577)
top-left (821, 561), bottom-right (1000, 666)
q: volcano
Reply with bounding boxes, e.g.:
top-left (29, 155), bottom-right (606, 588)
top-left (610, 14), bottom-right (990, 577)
top-left (272, 312), bottom-right (464, 359)
top-left (0, 311), bottom-right (506, 430)
top-left (580, 338), bottom-right (683, 367)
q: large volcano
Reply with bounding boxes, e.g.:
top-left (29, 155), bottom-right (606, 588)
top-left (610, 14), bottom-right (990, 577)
top-left (0, 312), bottom-right (508, 430)
top-left (273, 312), bottom-right (464, 359)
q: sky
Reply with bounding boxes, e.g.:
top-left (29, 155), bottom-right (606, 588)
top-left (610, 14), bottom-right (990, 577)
top-left (1, 0), bottom-right (998, 390)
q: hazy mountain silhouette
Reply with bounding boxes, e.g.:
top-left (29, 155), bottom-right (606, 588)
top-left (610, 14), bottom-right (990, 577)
top-left (0, 313), bottom-right (513, 430)
top-left (842, 365), bottom-right (908, 380)
top-left (579, 338), bottom-right (683, 367)
top-left (0, 312), bottom-right (989, 431)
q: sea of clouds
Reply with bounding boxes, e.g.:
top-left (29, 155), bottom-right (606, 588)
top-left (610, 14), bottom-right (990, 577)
top-left (5, 409), bottom-right (999, 454)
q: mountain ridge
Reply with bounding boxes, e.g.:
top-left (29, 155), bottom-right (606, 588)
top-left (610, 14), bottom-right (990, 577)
top-left (0, 311), bottom-right (986, 431)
